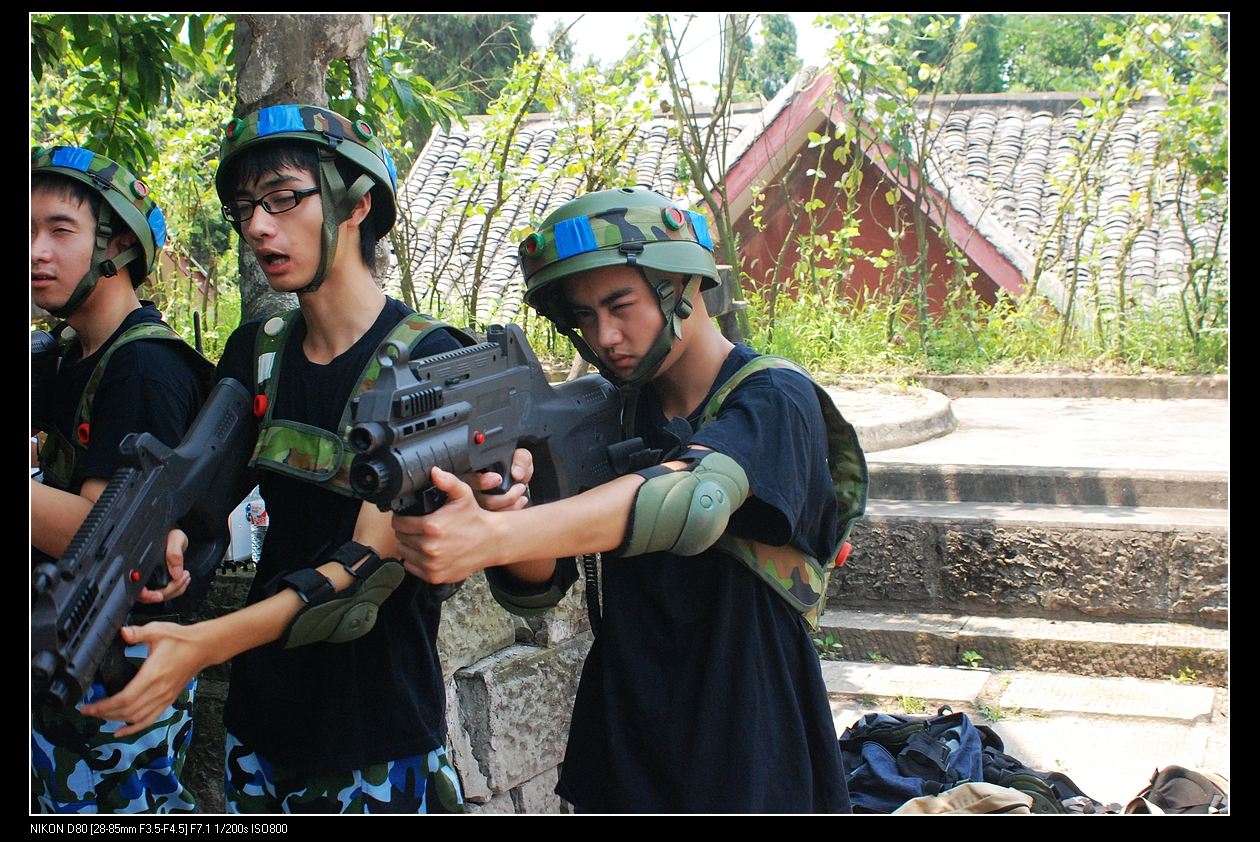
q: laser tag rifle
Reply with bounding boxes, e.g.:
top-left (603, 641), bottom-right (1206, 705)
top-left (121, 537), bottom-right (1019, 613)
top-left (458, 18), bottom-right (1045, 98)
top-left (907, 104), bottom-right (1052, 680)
top-left (348, 323), bottom-right (630, 518)
top-left (31, 378), bottom-right (256, 707)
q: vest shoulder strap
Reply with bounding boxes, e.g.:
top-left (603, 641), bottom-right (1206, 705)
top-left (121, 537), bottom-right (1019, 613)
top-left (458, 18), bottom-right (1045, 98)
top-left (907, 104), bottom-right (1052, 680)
top-left (78, 322), bottom-right (210, 428)
top-left (249, 310), bottom-right (477, 496)
top-left (698, 354), bottom-right (869, 631)
top-left (44, 321), bottom-right (211, 492)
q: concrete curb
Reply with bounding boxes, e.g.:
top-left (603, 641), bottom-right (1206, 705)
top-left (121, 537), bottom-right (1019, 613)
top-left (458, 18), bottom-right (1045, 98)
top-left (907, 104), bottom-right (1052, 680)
top-left (863, 373), bottom-right (1229, 400)
top-left (867, 463), bottom-right (1229, 509)
top-left (826, 385), bottom-right (957, 453)
top-left (817, 609), bottom-right (1229, 685)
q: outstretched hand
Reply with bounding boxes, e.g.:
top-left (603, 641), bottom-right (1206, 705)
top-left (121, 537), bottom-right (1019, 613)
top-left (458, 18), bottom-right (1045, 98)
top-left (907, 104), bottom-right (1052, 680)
top-left (394, 466), bottom-right (504, 584)
top-left (79, 621), bottom-right (207, 736)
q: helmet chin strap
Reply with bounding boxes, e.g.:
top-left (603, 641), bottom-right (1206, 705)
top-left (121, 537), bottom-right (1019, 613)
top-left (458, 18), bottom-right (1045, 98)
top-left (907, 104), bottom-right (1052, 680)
top-left (49, 204), bottom-right (145, 320)
top-left (626, 268), bottom-right (703, 385)
top-left (298, 148), bottom-right (375, 295)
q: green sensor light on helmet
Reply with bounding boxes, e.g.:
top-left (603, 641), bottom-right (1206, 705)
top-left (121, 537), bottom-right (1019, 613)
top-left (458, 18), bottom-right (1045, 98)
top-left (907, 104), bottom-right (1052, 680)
top-left (31, 146), bottom-right (167, 319)
top-left (518, 187), bottom-right (721, 389)
top-left (215, 104), bottom-right (398, 294)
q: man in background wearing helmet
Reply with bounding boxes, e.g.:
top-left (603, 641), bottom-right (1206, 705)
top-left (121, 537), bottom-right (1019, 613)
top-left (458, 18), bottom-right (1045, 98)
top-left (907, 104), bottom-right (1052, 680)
top-left (392, 187), bottom-right (853, 812)
top-left (31, 147), bottom-right (210, 812)
top-left (82, 105), bottom-right (539, 814)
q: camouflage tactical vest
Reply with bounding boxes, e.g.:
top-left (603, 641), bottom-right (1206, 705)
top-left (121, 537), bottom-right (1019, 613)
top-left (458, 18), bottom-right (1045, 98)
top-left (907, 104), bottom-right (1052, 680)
top-left (38, 322), bottom-right (214, 494)
top-left (697, 356), bottom-right (868, 631)
top-left (249, 309), bottom-right (476, 496)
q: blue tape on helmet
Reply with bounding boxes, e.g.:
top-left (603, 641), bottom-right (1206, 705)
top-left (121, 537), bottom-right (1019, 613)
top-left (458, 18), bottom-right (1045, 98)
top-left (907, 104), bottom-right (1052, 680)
top-left (148, 206), bottom-right (168, 250)
top-left (258, 104), bottom-right (305, 138)
top-left (382, 147), bottom-right (398, 188)
top-left (688, 211), bottom-right (713, 251)
top-left (554, 216), bottom-right (599, 260)
top-left (51, 146), bottom-right (95, 173)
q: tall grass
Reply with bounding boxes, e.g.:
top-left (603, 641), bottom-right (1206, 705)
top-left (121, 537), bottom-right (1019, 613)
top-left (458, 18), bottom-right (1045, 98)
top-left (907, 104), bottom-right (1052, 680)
top-left (743, 280), bottom-right (1228, 376)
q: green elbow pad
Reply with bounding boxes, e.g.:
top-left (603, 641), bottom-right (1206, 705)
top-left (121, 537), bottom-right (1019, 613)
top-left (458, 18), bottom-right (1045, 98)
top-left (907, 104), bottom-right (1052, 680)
top-left (617, 452), bottom-right (750, 557)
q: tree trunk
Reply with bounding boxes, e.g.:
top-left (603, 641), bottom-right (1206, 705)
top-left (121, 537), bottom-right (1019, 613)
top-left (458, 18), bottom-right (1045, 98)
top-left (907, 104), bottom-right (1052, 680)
top-left (232, 14), bottom-right (374, 323)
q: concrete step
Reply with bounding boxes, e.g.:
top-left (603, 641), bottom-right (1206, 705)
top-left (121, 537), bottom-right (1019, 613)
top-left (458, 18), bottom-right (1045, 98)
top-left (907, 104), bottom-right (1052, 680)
top-left (823, 661), bottom-right (1229, 809)
top-left (886, 372), bottom-right (1229, 400)
top-left (839, 500), bottom-right (1228, 626)
top-left (868, 463), bottom-right (1228, 509)
top-left (816, 608), bottom-right (1229, 684)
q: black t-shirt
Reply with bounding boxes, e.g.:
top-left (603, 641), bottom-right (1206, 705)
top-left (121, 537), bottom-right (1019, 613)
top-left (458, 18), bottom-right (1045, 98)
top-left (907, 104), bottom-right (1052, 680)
top-left (556, 344), bottom-right (851, 813)
top-left (32, 304), bottom-right (207, 567)
top-left (215, 298), bottom-right (463, 771)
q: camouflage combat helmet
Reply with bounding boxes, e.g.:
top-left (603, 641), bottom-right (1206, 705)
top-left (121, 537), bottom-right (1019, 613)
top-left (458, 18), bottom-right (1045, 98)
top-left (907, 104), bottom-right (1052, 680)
top-left (216, 104), bottom-right (399, 293)
top-left (31, 146), bottom-right (168, 319)
top-left (519, 187), bottom-right (720, 388)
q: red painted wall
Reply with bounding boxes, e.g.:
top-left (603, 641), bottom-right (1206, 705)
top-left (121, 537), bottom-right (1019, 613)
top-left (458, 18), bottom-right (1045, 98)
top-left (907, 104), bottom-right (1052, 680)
top-left (735, 146), bottom-right (1000, 314)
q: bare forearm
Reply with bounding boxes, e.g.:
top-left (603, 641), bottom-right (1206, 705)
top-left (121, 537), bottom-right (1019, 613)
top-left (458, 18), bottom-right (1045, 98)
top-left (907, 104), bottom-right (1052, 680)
top-left (394, 467), bottom-right (645, 586)
top-left (483, 474), bottom-right (642, 566)
top-left (30, 477), bottom-right (105, 558)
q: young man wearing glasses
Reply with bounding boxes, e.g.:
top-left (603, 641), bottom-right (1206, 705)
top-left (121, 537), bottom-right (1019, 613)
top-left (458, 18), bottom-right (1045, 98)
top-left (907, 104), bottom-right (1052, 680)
top-left (83, 105), bottom-right (538, 813)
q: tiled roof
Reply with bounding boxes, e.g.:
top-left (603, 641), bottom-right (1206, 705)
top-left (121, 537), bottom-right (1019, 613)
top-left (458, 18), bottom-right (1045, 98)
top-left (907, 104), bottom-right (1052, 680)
top-left (391, 112), bottom-right (749, 324)
top-left (912, 91), bottom-right (1228, 309)
top-left (392, 83), bottom-right (1226, 321)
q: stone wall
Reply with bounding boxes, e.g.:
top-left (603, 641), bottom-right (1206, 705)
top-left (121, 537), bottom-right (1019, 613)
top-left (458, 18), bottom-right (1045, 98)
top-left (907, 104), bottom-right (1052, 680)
top-left (836, 517), bottom-right (1228, 626)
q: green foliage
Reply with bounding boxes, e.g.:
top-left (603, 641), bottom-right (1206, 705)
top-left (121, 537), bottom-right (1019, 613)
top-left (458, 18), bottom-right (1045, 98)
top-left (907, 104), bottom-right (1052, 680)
top-left (1170, 667), bottom-right (1199, 684)
top-left (960, 650), bottom-right (984, 669)
top-left (742, 13), bottom-right (1227, 377)
top-left (974, 701), bottom-right (1020, 722)
top-left (651, 14), bottom-right (755, 336)
top-left (412, 37), bottom-right (657, 328)
top-left (142, 95), bottom-right (239, 362)
top-left (879, 13), bottom-right (963, 94)
top-left (744, 14), bottom-right (804, 100)
top-left (895, 695), bottom-right (927, 714)
top-left (1032, 14), bottom-right (1228, 363)
top-left (31, 14), bottom-right (232, 169)
top-left (1002, 14), bottom-right (1126, 93)
top-left (396, 15), bottom-right (536, 117)
top-left (549, 33), bottom-right (657, 193)
top-left (812, 634), bottom-right (844, 659)
top-left (744, 273), bottom-right (1225, 375)
top-left (940, 14), bottom-right (1004, 93)
top-left (324, 19), bottom-right (464, 176)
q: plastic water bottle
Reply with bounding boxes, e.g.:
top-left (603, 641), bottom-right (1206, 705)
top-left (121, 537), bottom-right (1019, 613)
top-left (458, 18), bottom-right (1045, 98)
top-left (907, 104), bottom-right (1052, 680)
top-left (245, 488), bottom-right (269, 566)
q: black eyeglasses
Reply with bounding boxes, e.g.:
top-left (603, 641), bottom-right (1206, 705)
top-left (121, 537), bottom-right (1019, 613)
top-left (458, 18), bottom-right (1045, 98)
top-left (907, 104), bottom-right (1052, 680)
top-left (222, 187), bottom-right (320, 224)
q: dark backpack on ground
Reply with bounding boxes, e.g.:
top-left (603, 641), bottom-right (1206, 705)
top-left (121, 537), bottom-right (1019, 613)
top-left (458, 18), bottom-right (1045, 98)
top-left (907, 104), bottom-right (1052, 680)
top-left (840, 707), bottom-right (986, 813)
top-left (840, 707), bottom-right (1114, 814)
top-left (1125, 766), bottom-right (1228, 814)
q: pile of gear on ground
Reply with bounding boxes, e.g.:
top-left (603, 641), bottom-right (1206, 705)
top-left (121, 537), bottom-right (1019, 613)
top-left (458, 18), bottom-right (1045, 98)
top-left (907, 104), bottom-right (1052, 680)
top-left (839, 707), bottom-right (1228, 814)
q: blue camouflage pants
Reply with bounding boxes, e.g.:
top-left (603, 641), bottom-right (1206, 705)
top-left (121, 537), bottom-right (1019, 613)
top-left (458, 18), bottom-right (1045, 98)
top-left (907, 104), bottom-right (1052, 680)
top-left (31, 644), bottom-right (196, 814)
top-left (224, 733), bottom-right (465, 814)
